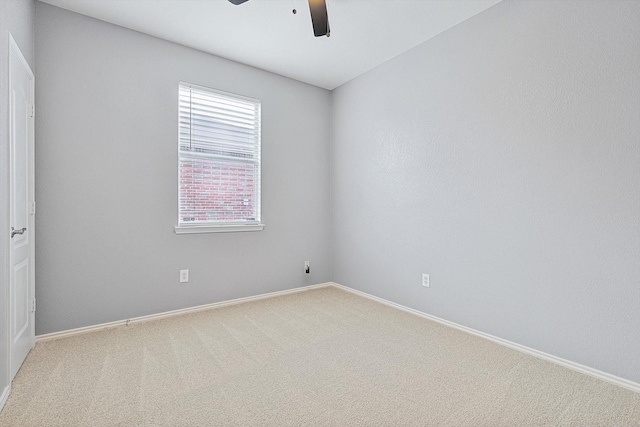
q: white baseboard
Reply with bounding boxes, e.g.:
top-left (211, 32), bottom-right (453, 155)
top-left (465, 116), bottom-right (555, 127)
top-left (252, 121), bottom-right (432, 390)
top-left (36, 282), bottom-right (333, 342)
top-left (0, 385), bottom-right (10, 413)
top-left (329, 282), bottom-right (640, 395)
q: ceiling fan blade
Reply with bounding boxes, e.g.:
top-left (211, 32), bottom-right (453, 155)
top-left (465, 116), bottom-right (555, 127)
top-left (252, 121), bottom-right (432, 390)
top-left (228, 0), bottom-right (249, 5)
top-left (308, 0), bottom-right (330, 37)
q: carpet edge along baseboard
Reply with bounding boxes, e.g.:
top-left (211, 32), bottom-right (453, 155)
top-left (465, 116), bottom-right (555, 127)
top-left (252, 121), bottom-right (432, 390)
top-left (36, 281), bottom-right (640, 395)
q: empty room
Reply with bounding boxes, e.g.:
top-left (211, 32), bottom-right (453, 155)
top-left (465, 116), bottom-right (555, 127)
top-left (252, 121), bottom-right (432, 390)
top-left (1, 0), bottom-right (639, 425)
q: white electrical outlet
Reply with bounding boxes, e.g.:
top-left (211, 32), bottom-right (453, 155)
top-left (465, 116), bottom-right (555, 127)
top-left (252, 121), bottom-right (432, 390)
top-left (422, 273), bottom-right (430, 288)
top-left (304, 261), bottom-right (310, 274)
top-left (180, 269), bottom-right (189, 283)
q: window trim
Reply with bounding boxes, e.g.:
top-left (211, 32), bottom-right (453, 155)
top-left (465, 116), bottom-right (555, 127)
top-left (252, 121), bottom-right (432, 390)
top-left (175, 82), bottom-right (263, 234)
top-left (174, 223), bottom-right (265, 234)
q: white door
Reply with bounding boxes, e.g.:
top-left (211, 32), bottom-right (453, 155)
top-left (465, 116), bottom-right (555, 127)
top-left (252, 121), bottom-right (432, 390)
top-left (8, 34), bottom-right (35, 381)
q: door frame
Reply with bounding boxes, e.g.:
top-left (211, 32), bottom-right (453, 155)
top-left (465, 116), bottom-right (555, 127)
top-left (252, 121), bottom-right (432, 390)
top-left (7, 32), bottom-right (35, 384)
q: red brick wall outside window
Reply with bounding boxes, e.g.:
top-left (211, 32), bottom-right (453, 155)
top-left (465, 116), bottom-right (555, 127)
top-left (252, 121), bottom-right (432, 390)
top-left (179, 158), bottom-right (257, 223)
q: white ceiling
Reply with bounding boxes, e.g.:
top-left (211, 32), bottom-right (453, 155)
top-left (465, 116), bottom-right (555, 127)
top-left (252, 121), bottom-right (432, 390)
top-left (39, 0), bottom-right (502, 90)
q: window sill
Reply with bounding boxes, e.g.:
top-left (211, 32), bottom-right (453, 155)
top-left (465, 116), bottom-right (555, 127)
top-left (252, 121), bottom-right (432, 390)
top-left (174, 224), bottom-right (265, 234)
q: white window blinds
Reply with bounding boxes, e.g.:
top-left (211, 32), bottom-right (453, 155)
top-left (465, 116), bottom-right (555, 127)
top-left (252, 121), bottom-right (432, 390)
top-left (178, 83), bottom-right (261, 226)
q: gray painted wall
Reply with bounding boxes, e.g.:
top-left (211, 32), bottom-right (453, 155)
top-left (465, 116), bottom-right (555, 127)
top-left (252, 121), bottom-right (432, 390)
top-left (35, 3), bottom-right (331, 335)
top-left (331, 0), bottom-right (640, 383)
top-left (0, 0), bottom-right (35, 398)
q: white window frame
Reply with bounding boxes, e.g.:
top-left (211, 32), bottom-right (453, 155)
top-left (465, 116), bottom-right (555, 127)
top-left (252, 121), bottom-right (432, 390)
top-left (175, 82), bottom-right (264, 234)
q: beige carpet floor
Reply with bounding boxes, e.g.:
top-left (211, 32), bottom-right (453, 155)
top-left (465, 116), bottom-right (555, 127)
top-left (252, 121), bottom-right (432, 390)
top-left (1, 286), bottom-right (639, 426)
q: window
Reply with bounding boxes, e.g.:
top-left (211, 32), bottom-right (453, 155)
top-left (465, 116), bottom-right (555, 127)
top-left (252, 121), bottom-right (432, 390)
top-left (175, 82), bottom-right (263, 234)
